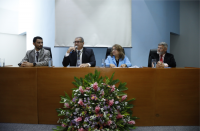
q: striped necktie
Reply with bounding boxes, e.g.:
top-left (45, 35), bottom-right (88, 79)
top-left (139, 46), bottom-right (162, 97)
top-left (36, 52), bottom-right (39, 62)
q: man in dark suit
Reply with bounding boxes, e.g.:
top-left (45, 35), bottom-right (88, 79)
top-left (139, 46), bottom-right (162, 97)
top-left (148, 42), bottom-right (176, 67)
top-left (19, 36), bottom-right (50, 67)
top-left (62, 37), bottom-right (96, 67)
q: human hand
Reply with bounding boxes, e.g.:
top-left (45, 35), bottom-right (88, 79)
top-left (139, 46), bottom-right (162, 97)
top-left (21, 61), bottom-right (33, 67)
top-left (110, 64), bottom-right (116, 68)
top-left (67, 47), bottom-right (76, 53)
top-left (120, 64), bottom-right (127, 68)
top-left (156, 61), bottom-right (164, 68)
top-left (79, 64), bottom-right (89, 68)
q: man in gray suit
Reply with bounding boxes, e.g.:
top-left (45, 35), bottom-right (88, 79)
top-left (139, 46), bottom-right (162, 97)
top-left (19, 36), bottom-right (50, 67)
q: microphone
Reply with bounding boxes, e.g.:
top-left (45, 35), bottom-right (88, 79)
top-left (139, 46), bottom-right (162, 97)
top-left (72, 46), bottom-right (77, 52)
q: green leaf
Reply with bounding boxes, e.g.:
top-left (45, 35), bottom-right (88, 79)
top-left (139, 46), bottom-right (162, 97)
top-left (127, 104), bottom-right (134, 108)
top-left (94, 70), bottom-right (100, 81)
top-left (117, 91), bottom-right (127, 96)
top-left (127, 109), bottom-right (133, 116)
top-left (118, 82), bottom-right (127, 91)
top-left (72, 81), bottom-right (80, 88)
top-left (110, 79), bottom-right (120, 85)
top-left (64, 92), bottom-right (71, 100)
top-left (127, 98), bottom-right (135, 102)
top-left (131, 116), bottom-right (139, 120)
top-left (84, 74), bottom-right (92, 83)
top-left (56, 108), bottom-right (61, 113)
top-left (109, 72), bottom-right (115, 84)
top-left (73, 77), bottom-right (82, 87)
top-left (98, 76), bottom-right (104, 84)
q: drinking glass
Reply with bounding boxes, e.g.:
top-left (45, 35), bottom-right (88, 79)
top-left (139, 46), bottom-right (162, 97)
top-left (152, 59), bottom-right (156, 68)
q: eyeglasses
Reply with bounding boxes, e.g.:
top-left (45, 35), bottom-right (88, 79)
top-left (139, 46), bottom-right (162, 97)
top-left (73, 41), bottom-right (83, 44)
top-left (112, 49), bottom-right (117, 51)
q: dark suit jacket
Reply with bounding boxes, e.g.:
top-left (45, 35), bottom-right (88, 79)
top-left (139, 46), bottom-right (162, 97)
top-left (62, 47), bottom-right (96, 67)
top-left (148, 53), bottom-right (176, 67)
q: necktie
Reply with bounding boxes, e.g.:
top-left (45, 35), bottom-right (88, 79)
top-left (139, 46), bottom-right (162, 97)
top-left (77, 51), bottom-right (80, 60)
top-left (36, 52), bottom-right (39, 62)
top-left (77, 51), bottom-right (81, 66)
top-left (160, 55), bottom-right (163, 62)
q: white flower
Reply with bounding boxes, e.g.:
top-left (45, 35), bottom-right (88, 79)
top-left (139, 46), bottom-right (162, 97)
top-left (125, 102), bottom-right (127, 106)
top-left (101, 108), bottom-right (104, 112)
top-left (101, 98), bottom-right (105, 101)
top-left (103, 112), bottom-right (107, 118)
top-left (61, 110), bottom-right (65, 115)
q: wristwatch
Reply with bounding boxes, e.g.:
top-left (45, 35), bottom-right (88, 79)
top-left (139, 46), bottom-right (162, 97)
top-left (33, 63), bottom-right (36, 67)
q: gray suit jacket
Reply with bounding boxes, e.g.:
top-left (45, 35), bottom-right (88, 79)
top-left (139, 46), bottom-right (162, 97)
top-left (19, 48), bottom-right (50, 66)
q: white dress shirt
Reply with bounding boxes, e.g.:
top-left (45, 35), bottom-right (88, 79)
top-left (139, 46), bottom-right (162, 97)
top-left (159, 54), bottom-right (168, 67)
top-left (35, 49), bottom-right (41, 62)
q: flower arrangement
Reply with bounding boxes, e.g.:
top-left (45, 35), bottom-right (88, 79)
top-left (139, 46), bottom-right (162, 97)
top-left (53, 70), bottom-right (138, 131)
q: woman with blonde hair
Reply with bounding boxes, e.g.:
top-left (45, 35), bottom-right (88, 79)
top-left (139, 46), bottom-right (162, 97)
top-left (105, 44), bottom-right (132, 68)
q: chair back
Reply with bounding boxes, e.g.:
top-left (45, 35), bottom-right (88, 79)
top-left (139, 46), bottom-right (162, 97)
top-left (105, 47), bottom-right (125, 59)
top-left (43, 46), bottom-right (52, 58)
top-left (148, 49), bottom-right (157, 67)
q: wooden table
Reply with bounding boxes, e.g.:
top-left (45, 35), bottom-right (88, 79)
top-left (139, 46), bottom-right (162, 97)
top-left (0, 67), bottom-right (199, 126)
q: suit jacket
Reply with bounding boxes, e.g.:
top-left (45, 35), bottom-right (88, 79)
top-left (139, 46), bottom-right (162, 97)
top-left (148, 53), bottom-right (176, 67)
top-left (62, 47), bottom-right (96, 67)
top-left (19, 48), bottom-right (50, 66)
top-left (105, 55), bottom-right (132, 67)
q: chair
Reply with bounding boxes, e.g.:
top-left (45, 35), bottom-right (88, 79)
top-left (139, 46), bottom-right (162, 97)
top-left (105, 47), bottom-right (125, 59)
top-left (148, 49), bottom-right (157, 67)
top-left (43, 46), bottom-right (52, 58)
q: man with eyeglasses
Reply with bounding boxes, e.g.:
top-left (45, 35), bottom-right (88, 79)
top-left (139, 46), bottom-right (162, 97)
top-left (62, 37), bottom-right (96, 67)
top-left (148, 42), bottom-right (176, 67)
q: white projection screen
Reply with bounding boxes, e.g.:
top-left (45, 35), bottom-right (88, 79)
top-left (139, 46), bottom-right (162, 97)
top-left (55, 0), bottom-right (132, 47)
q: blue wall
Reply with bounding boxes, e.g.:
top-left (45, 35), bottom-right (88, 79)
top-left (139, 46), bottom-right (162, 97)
top-left (131, 0), bottom-right (180, 67)
top-left (33, 0), bottom-right (179, 67)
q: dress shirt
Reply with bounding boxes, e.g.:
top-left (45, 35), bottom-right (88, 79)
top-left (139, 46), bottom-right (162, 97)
top-left (159, 54), bottom-right (168, 67)
top-left (35, 49), bottom-right (41, 62)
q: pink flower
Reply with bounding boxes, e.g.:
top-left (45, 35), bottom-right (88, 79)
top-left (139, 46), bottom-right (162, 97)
top-left (116, 113), bottom-right (124, 119)
top-left (111, 85), bottom-right (115, 92)
top-left (108, 99), bottom-right (114, 106)
top-left (79, 86), bottom-right (84, 94)
top-left (75, 117), bottom-right (82, 122)
top-left (95, 106), bottom-right (100, 114)
top-left (121, 95), bottom-right (127, 101)
top-left (86, 87), bottom-right (90, 90)
top-left (64, 103), bottom-right (70, 108)
top-left (107, 120), bottom-right (112, 126)
top-left (78, 99), bottom-right (84, 106)
top-left (78, 128), bottom-right (85, 131)
top-left (61, 123), bottom-right (67, 127)
top-left (128, 120), bottom-right (135, 125)
top-left (93, 82), bottom-right (98, 91)
top-left (91, 94), bottom-right (98, 100)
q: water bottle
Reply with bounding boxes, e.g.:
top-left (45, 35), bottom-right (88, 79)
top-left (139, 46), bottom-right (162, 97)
top-left (48, 58), bottom-right (52, 67)
top-left (101, 59), bottom-right (105, 67)
top-left (2, 58), bottom-right (5, 67)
